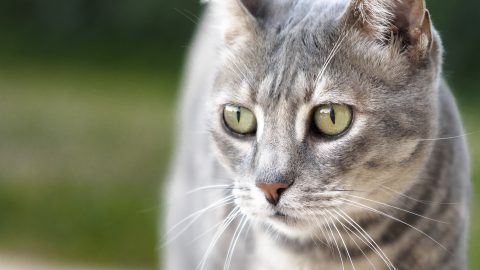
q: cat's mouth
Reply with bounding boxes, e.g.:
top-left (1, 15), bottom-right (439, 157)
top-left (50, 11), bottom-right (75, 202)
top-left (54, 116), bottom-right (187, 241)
top-left (259, 209), bottom-right (322, 239)
top-left (272, 211), bottom-right (288, 220)
top-left (270, 210), bottom-right (300, 224)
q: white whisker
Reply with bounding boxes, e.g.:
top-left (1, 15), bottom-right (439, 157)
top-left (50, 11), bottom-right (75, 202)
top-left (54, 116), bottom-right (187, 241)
top-left (324, 213), bottom-right (345, 270)
top-left (381, 186), bottom-right (458, 205)
top-left (315, 18), bottom-right (360, 86)
top-left (188, 218), bottom-right (229, 245)
top-left (414, 130), bottom-right (480, 142)
top-left (163, 195), bottom-right (234, 246)
top-left (185, 184), bottom-right (235, 195)
top-left (336, 209), bottom-right (395, 270)
top-left (340, 199), bottom-right (450, 253)
top-left (331, 211), bottom-right (378, 270)
top-left (304, 209), bottom-right (330, 248)
top-left (196, 207), bottom-right (241, 270)
top-left (344, 194), bottom-right (448, 224)
top-left (224, 216), bottom-right (249, 270)
top-left (223, 49), bottom-right (256, 91)
top-left (326, 210), bottom-right (356, 270)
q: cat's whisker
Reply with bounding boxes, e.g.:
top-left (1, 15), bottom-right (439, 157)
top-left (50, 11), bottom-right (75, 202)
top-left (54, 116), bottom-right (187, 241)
top-left (226, 64), bottom-right (254, 91)
top-left (304, 209), bottom-right (330, 248)
top-left (196, 207), bottom-right (241, 270)
top-left (324, 213), bottom-right (345, 270)
top-left (318, 211), bottom-right (338, 254)
top-left (223, 49), bottom-right (256, 91)
top-left (174, 8), bottom-right (199, 25)
top-left (243, 221), bottom-right (252, 240)
top-left (228, 48), bottom-right (255, 80)
top-left (343, 194), bottom-right (449, 224)
top-left (163, 195), bottom-right (234, 245)
top-left (182, 9), bottom-right (201, 22)
top-left (185, 184), bottom-right (236, 195)
top-left (340, 199), bottom-right (450, 253)
top-left (325, 209), bottom-right (356, 270)
top-left (315, 24), bottom-right (347, 84)
top-left (380, 186), bottom-right (459, 205)
top-left (316, 32), bottom-right (346, 83)
top-left (413, 130), bottom-right (480, 142)
top-left (309, 233), bottom-right (323, 253)
top-left (142, 193), bottom-right (232, 214)
top-left (331, 210), bottom-right (378, 270)
top-left (331, 188), bottom-right (368, 193)
top-left (224, 215), bottom-right (245, 270)
top-left (315, 35), bottom-right (344, 86)
top-left (335, 209), bottom-right (395, 270)
top-left (161, 184), bottom-right (241, 209)
top-left (163, 200), bottom-right (235, 247)
top-left (164, 195), bottom-right (234, 235)
top-left (315, 18), bottom-right (359, 86)
top-left (224, 216), bottom-right (249, 270)
top-left (188, 217), bottom-right (228, 245)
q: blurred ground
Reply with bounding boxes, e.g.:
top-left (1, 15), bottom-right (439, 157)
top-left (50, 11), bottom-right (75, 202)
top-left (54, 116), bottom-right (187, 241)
top-left (0, 254), bottom-right (145, 270)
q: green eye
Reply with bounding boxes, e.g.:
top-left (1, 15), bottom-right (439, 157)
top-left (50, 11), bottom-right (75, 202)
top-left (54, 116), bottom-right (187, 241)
top-left (223, 104), bottom-right (257, 135)
top-left (313, 104), bottom-right (352, 136)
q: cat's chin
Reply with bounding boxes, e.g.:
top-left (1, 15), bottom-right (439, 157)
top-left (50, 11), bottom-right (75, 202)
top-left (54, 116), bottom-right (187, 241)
top-left (260, 214), bottom-right (319, 241)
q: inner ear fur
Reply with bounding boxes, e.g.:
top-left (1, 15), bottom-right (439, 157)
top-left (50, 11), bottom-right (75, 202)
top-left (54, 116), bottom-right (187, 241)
top-left (392, 0), bottom-right (433, 58)
top-left (217, 0), bottom-right (265, 44)
top-left (237, 0), bottom-right (266, 19)
top-left (345, 0), bottom-right (433, 60)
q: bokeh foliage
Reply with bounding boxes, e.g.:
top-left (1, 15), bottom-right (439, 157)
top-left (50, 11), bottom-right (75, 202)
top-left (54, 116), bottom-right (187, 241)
top-left (0, 0), bottom-right (478, 269)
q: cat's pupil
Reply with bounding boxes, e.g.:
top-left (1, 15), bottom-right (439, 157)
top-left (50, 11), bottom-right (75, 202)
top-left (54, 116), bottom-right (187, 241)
top-left (330, 106), bottom-right (336, 124)
top-left (236, 107), bottom-right (241, 123)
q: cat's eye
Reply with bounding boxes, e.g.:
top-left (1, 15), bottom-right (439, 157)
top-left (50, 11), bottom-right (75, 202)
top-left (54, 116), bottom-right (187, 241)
top-left (313, 104), bottom-right (352, 136)
top-left (223, 104), bottom-right (257, 135)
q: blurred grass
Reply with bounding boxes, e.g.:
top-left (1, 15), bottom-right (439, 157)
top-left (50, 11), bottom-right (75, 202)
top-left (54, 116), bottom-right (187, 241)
top-left (460, 104), bottom-right (480, 270)
top-left (0, 61), bottom-right (179, 268)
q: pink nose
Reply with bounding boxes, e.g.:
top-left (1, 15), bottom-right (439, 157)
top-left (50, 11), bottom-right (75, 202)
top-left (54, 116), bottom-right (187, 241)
top-left (256, 182), bottom-right (290, 205)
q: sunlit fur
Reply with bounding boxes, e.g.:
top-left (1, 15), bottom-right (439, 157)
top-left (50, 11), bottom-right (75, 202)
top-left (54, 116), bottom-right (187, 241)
top-left (164, 0), bottom-right (470, 269)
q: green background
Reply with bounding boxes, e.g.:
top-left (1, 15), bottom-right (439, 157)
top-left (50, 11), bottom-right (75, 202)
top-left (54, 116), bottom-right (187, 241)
top-left (0, 0), bottom-right (478, 269)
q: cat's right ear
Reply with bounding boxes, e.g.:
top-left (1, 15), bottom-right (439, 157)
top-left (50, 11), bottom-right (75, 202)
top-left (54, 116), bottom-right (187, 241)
top-left (211, 0), bottom-right (265, 43)
top-left (342, 0), bottom-right (434, 61)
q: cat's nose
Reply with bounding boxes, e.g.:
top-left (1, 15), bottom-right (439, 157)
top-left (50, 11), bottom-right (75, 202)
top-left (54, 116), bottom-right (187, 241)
top-left (256, 182), bottom-right (290, 205)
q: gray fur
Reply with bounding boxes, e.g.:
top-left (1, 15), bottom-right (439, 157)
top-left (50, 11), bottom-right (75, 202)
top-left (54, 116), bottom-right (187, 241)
top-left (163, 0), bottom-right (471, 269)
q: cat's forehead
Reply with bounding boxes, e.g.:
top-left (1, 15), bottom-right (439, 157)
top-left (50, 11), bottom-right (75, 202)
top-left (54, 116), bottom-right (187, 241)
top-left (219, 26), bottom-right (341, 105)
top-left (214, 0), bottom-right (412, 111)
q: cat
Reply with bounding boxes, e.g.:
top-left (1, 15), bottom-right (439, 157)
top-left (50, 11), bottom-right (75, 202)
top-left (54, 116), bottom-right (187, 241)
top-left (163, 0), bottom-right (471, 269)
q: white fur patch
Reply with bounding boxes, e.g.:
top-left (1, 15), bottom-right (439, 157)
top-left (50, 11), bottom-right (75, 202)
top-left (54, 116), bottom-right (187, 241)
top-left (295, 104), bottom-right (313, 142)
top-left (257, 73), bottom-right (275, 102)
top-left (255, 105), bottom-right (265, 141)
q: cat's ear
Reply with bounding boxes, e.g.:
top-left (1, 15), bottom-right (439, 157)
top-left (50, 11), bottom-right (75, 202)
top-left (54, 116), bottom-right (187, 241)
top-left (212, 0), bottom-right (265, 43)
top-left (235, 0), bottom-right (265, 19)
top-left (344, 0), bottom-right (433, 60)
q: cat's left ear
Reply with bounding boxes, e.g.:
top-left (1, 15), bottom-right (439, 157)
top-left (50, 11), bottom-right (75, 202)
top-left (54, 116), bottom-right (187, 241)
top-left (345, 0), bottom-right (433, 60)
top-left (213, 0), bottom-right (265, 43)
top-left (234, 0), bottom-right (265, 19)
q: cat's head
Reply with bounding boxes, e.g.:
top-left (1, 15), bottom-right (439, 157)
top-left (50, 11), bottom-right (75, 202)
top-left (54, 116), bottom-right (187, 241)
top-left (208, 0), bottom-right (441, 238)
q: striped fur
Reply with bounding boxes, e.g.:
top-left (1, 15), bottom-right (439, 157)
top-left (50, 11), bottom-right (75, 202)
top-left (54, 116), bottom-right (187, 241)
top-left (164, 1), bottom-right (470, 269)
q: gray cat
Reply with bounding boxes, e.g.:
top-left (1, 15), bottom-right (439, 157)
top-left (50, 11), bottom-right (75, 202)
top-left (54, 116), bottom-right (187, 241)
top-left (163, 0), bottom-right (471, 269)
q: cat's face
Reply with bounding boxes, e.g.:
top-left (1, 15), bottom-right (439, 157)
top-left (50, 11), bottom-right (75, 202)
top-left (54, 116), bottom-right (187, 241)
top-left (208, 0), bottom-right (440, 238)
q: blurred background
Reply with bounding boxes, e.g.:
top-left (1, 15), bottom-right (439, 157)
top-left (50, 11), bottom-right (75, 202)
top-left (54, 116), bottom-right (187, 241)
top-left (0, 0), bottom-right (478, 269)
